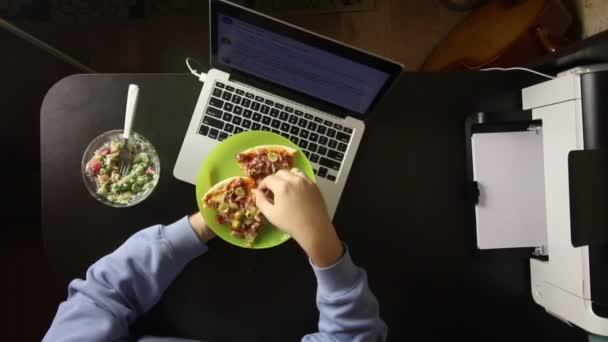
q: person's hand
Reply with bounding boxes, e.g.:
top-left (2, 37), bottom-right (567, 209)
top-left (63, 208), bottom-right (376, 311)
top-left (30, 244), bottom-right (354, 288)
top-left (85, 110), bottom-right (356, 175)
top-left (188, 212), bottom-right (216, 243)
top-left (254, 169), bottom-right (343, 267)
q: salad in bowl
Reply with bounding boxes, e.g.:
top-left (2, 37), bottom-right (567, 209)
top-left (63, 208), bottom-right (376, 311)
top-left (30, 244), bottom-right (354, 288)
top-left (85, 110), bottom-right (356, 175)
top-left (82, 130), bottom-right (160, 207)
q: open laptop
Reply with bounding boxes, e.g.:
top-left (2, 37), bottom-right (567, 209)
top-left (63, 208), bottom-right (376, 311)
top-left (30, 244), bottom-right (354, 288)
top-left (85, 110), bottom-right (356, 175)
top-left (174, 0), bottom-right (403, 218)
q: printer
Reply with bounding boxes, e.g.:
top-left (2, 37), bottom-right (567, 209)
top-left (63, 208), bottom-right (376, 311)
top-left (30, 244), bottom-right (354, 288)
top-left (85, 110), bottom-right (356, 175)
top-left (466, 64), bottom-right (608, 336)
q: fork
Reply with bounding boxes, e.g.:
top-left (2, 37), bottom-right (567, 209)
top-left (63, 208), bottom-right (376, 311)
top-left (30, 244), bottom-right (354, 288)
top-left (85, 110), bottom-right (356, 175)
top-left (119, 84), bottom-right (139, 177)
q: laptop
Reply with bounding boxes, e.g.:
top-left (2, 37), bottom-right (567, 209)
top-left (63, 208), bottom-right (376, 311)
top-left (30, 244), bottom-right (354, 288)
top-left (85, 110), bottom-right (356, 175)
top-left (174, 0), bottom-right (403, 218)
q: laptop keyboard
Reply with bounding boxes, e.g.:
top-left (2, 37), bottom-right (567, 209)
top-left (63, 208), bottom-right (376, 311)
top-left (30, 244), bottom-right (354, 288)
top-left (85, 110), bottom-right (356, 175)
top-left (198, 81), bottom-right (354, 182)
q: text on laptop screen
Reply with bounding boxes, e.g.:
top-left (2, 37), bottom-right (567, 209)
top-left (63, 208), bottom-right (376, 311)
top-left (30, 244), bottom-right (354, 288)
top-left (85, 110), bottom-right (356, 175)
top-left (216, 14), bottom-right (391, 114)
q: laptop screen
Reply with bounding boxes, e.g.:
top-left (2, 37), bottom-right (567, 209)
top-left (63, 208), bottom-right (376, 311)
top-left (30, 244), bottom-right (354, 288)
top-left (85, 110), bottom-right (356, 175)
top-left (210, 0), bottom-right (402, 117)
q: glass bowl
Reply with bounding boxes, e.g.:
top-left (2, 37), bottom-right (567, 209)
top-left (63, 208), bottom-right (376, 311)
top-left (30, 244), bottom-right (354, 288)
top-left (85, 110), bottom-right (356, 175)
top-left (81, 130), bottom-right (160, 208)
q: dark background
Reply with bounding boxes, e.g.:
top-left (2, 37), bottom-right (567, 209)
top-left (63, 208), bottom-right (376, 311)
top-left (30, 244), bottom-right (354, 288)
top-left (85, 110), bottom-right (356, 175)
top-left (3, 0), bottom-right (608, 340)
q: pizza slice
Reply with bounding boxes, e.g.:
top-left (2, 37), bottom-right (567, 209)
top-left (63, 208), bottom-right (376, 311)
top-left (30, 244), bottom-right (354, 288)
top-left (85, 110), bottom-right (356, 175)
top-left (202, 176), bottom-right (264, 247)
top-left (235, 145), bottom-right (297, 180)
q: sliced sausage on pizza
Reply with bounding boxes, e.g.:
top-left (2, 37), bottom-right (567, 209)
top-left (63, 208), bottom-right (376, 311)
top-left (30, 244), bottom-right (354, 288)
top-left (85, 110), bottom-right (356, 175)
top-left (235, 145), bottom-right (297, 180)
top-left (202, 176), bottom-right (264, 247)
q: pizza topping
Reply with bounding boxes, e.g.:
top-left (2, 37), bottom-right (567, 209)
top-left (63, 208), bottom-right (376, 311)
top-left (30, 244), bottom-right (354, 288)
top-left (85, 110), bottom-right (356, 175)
top-left (267, 151), bottom-right (279, 162)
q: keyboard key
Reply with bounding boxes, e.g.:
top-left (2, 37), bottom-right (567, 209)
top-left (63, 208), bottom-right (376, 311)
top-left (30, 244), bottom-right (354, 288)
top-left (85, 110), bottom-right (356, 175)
top-left (265, 99), bottom-right (274, 106)
top-left (308, 143), bottom-right (318, 153)
top-left (295, 110), bottom-right (304, 116)
top-left (299, 140), bottom-right (308, 149)
top-left (209, 97), bottom-right (224, 108)
top-left (320, 157), bottom-right (340, 171)
top-left (317, 125), bottom-right (327, 134)
top-left (255, 96), bottom-right (264, 102)
top-left (285, 106), bottom-right (294, 113)
top-left (252, 123), bottom-right (261, 130)
top-left (232, 116), bottom-right (242, 125)
top-left (219, 132), bottom-right (229, 141)
top-left (318, 167), bottom-right (328, 178)
top-left (222, 92), bottom-right (232, 101)
top-left (324, 120), bottom-right (332, 126)
top-left (329, 139), bottom-right (337, 149)
top-left (319, 136), bottom-right (329, 146)
top-left (303, 150), bottom-right (311, 158)
top-left (279, 112), bottom-right (289, 121)
top-left (281, 123), bottom-right (290, 132)
top-left (251, 102), bottom-right (261, 111)
top-left (209, 128), bottom-right (219, 139)
top-left (234, 127), bottom-right (244, 134)
top-left (289, 115), bottom-right (299, 124)
top-left (223, 102), bottom-right (234, 112)
top-left (304, 113), bottom-right (313, 119)
top-left (242, 98), bottom-right (251, 108)
top-left (236, 89), bottom-right (245, 95)
top-left (271, 119), bottom-right (281, 129)
top-left (225, 123), bottom-right (234, 133)
top-left (298, 118), bottom-right (308, 128)
top-left (226, 85), bottom-right (235, 92)
top-left (272, 129), bottom-right (281, 134)
top-left (261, 126), bottom-right (270, 131)
top-left (327, 150), bottom-right (344, 161)
top-left (206, 106), bottom-right (223, 118)
top-left (344, 127), bottom-right (353, 134)
top-left (290, 136), bottom-right (299, 145)
top-left (338, 142), bottom-right (347, 152)
top-left (253, 113), bottom-right (262, 122)
top-left (262, 116), bottom-right (272, 125)
top-left (318, 146), bottom-right (327, 156)
top-left (281, 133), bottom-right (290, 139)
top-left (307, 122), bottom-right (317, 131)
top-left (275, 103), bottom-right (284, 110)
top-left (310, 153), bottom-right (320, 163)
top-left (245, 92), bottom-right (254, 99)
top-left (243, 110), bottom-right (253, 118)
top-left (222, 113), bottom-right (232, 121)
top-left (270, 108), bottom-right (280, 117)
top-left (309, 133), bottom-right (319, 142)
top-left (212, 88), bottom-right (222, 97)
top-left (336, 132), bottom-right (351, 143)
top-left (334, 123), bottom-right (343, 130)
top-left (199, 125), bottom-right (210, 136)
top-left (299, 130), bottom-right (309, 139)
top-left (314, 117), bottom-right (323, 123)
top-left (203, 116), bottom-right (224, 130)
top-left (327, 128), bottom-right (336, 138)
top-left (233, 106), bottom-right (243, 115)
top-left (327, 174), bottom-right (336, 181)
top-left (261, 105), bottom-right (270, 114)
top-left (242, 120), bottom-right (252, 129)
top-left (290, 126), bottom-right (300, 135)
top-left (232, 95), bottom-right (242, 105)
top-left (216, 82), bottom-right (225, 89)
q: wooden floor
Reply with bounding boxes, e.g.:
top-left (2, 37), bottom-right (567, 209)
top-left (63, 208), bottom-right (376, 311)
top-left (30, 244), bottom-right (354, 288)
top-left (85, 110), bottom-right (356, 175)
top-left (21, 0), bottom-right (467, 73)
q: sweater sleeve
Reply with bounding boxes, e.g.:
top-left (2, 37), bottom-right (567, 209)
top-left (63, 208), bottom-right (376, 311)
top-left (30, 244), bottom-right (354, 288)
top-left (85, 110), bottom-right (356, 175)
top-left (302, 248), bottom-right (388, 342)
top-left (43, 217), bottom-right (208, 342)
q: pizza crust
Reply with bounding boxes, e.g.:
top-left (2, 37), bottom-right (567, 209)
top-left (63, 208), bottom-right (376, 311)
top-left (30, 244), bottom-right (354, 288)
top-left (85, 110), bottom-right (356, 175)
top-left (238, 145), bottom-right (297, 156)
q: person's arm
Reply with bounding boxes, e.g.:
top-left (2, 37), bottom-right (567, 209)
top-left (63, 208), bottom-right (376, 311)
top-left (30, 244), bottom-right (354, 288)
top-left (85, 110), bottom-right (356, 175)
top-left (254, 169), bottom-right (388, 342)
top-left (43, 214), bottom-right (214, 342)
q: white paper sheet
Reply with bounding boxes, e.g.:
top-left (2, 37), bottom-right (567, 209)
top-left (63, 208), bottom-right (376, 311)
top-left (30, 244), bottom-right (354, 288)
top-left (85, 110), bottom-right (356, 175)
top-left (472, 130), bottom-right (547, 249)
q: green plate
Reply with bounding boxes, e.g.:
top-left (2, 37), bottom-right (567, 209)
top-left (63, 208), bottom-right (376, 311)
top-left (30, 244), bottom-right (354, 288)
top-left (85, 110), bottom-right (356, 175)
top-left (195, 131), bottom-right (316, 249)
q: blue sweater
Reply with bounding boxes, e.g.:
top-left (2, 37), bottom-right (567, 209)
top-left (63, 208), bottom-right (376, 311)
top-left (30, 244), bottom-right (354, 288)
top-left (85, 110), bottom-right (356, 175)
top-left (43, 217), bottom-right (387, 342)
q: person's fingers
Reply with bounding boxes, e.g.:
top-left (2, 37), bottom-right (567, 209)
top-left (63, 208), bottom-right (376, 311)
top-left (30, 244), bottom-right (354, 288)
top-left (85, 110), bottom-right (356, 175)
top-left (290, 168), bottom-right (312, 183)
top-left (257, 174), bottom-right (285, 192)
top-left (254, 189), bottom-right (273, 213)
top-left (275, 169), bottom-right (299, 182)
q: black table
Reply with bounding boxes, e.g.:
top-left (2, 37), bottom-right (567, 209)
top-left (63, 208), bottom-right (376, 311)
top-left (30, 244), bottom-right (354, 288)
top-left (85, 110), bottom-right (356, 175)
top-left (41, 72), bottom-right (588, 341)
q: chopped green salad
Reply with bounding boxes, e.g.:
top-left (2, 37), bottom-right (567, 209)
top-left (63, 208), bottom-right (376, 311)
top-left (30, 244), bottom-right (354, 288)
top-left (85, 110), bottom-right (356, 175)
top-left (86, 140), bottom-right (156, 205)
